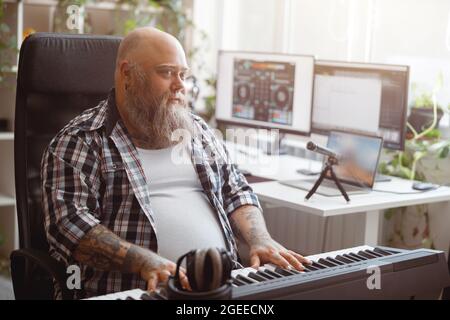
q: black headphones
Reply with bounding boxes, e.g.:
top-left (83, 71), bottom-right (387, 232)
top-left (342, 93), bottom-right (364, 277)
top-left (166, 247), bottom-right (233, 300)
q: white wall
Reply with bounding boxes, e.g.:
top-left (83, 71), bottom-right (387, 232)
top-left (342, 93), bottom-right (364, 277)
top-left (193, 0), bottom-right (450, 108)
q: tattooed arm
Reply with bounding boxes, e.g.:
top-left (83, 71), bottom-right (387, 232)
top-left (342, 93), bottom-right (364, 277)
top-left (73, 224), bottom-right (190, 291)
top-left (230, 205), bottom-right (311, 271)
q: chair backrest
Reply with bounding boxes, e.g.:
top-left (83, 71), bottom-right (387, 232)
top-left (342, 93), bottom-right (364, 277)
top-left (14, 33), bottom-right (122, 253)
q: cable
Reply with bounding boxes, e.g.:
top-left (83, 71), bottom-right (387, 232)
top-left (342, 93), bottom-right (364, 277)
top-left (232, 259), bottom-right (244, 269)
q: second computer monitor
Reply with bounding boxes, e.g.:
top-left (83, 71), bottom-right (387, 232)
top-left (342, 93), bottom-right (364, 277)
top-left (215, 51), bottom-right (315, 135)
top-left (312, 60), bottom-right (409, 150)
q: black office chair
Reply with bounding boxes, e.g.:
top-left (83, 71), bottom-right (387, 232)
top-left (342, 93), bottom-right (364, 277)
top-left (443, 246), bottom-right (450, 300)
top-left (11, 33), bottom-right (122, 299)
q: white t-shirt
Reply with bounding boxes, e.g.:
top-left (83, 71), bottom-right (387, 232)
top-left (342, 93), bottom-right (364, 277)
top-left (136, 144), bottom-right (227, 264)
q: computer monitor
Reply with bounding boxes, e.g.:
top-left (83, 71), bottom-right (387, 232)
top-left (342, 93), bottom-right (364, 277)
top-left (215, 51), bottom-right (315, 136)
top-left (311, 60), bottom-right (409, 150)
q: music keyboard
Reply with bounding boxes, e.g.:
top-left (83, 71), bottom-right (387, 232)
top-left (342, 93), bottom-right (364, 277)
top-left (87, 245), bottom-right (450, 300)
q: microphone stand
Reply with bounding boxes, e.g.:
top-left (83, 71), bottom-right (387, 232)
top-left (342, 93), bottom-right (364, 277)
top-left (304, 155), bottom-right (350, 203)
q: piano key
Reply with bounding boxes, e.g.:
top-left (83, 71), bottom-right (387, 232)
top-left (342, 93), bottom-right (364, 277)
top-left (263, 264), bottom-right (297, 277)
top-left (364, 249), bottom-right (384, 257)
top-left (374, 247), bottom-right (394, 256)
top-left (259, 268), bottom-right (283, 278)
top-left (92, 288), bottom-right (149, 300)
top-left (274, 267), bottom-right (297, 277)
top-left (304, 245), bottom-right (376, 262)
top-left (334, 255), bottom-right (354, 264)
top-left (256, 270), bottom-right (276, 280)
top-left (232, 278), bottom-right (247, 286)
top-left (354, 252), bottom-right (372, 260)
top-left (342, 253), bottom-right (362, 262)
top-left (153, 290), bottom-right (167, 300)
top-left (236, 274), bottom-right (258, 284)
top-left (358, 250), bottom-right (378, 259)
top-left (288, 268), bottom-right (302, 274)
top-left (326, 257), bottom-right (345, 266)
top-left (115, 291), bottom-right (133, 300)
top-left (141, 293), bottom-right (156, 300)
top-left (231, 267), bottom-right (255, 279)
top-left (348, 252), bottom-right (368, 261)
top-left (263, 263), bottom-right (306, 274)
top-left (318, 258), bottom-right (338, 267)
top-left (303, 264), bottom-right (318, 272)
top-left (311, 261), bottom-right (328, 269)
top-left (248, 272), bottom-right (269, 282)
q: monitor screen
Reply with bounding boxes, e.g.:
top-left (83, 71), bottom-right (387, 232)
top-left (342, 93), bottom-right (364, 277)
top-left (216, 51), bottom-right (315, 135)
top-left (326, 131), bottom-right (383, 188)
top-left (312, 60), bottom-right (409, 150)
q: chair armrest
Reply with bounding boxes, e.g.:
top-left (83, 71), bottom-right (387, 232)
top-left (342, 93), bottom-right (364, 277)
top-left (10, 248), bottom-right (73, 300)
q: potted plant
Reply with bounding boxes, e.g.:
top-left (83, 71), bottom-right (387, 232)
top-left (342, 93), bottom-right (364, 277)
top-left (379, 74), bottom-right (450, 250)
top-left (0, 0), bottom-right (18, 86)
top-left (406, 77), bottom-right (445, 138)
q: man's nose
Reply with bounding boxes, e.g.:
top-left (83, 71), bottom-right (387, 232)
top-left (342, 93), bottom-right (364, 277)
top-left (171, 74), bottom-right (186, 93)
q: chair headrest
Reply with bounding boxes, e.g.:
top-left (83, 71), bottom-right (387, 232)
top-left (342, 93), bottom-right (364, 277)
top-left (18, 33), bottom-right (122, 94)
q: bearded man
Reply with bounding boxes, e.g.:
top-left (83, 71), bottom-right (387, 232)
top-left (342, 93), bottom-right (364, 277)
top-left (41, 27), bottom-right (310, 299)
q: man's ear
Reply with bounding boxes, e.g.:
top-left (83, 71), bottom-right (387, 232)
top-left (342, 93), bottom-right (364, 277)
top-left (119, 60), bottom-right (132, 84)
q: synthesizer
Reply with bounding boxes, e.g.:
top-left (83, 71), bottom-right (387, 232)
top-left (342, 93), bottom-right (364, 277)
top-left (87, 245), bottom-right (450, 300)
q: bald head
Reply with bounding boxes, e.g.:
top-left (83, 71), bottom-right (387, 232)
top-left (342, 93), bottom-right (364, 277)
top-left (116, 27), bottom-right (187, 69)
top-left (113, 27), bottom-right (193, 150)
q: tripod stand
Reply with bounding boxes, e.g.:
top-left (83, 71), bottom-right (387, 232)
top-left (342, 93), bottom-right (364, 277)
top-left (304, 156), bottom-right (350, 203)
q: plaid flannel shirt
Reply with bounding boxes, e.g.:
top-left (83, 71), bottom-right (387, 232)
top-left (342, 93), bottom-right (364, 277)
top-left (41, 89), bottom-right (261, 299)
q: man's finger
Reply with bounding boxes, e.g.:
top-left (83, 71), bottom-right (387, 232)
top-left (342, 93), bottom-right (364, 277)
top-left (250, 254), bottom-right (261, 269)
top-left (289, 250), bottom-right (312, 265)
top-left (179, 271), bottom-right (192, 291)
top-left (147, 273), bottom-right (158, 292)
top-left (159, 269), bottom-right (172, 282)
top-left (268, 251), bottom-right (290, 269)
top-left (280, 251), bottom-right (304, 271)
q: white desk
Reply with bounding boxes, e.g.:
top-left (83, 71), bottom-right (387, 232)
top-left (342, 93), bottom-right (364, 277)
top-left (226, 142), bottom-right (450, 246)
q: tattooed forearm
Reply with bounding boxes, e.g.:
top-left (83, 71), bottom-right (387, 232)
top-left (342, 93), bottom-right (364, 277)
top-left (73, 225), bottom-right (162, 275)
top-left (230, 205), bottom-right (271, 246)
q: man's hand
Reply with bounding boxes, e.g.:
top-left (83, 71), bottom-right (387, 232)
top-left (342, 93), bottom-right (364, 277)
top-left (74, 225), bottom-right (191, 292)
top-left (248, 237), bottom-right (311, 272)
top-left (139, 251), bottom-right (191, 292)
top-left (230, 205), bottom-right (311, 272)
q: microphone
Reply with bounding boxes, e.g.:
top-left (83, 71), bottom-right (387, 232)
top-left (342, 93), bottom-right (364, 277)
top-left (306, 141), bottom-right (339, 159)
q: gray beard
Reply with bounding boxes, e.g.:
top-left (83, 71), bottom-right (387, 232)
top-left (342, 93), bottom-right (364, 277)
top-left (124, 87), bottom-right (194, 150)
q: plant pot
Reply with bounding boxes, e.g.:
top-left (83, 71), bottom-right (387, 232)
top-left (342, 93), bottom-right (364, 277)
top-left (407, 107), bottom-right (443, 134)
top-left (416, 153), bottom-right (450, 185)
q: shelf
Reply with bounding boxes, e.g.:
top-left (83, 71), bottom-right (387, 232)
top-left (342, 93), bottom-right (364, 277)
top-left (0, 132), bottom-right (14, 141)
top-left (0, 194), bottom-right (15, 207)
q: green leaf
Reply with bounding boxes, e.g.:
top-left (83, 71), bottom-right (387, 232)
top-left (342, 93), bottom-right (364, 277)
top-left (413, 151), bottom-right (427, 161)
top-left (424, 128), bottom-right (441, 139)
top-left (439, 146), bottom-right (449, 158)
top-left (384, 209), bottom-right (398, 220)
top-left (421, 238), bottom-right (433, 249)
top-left (399, 166), bottom-right (412, 179)
top-left (0, 23), bottom-right (10, 33)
